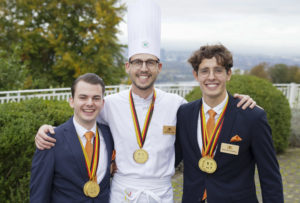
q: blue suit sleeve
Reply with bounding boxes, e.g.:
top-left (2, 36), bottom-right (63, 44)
top-left (175, 107), bottom-right (183, 167)
top-left (30, 146), bottom-right (54, 203)
top-left (251, 111), bottom-right (284, 203)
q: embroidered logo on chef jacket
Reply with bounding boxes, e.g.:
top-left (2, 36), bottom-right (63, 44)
top-left (163, 126), bottom-right (176, 135)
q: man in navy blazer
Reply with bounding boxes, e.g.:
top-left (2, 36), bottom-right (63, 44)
top-left (30, 73), bottom-right (114, 203)
top-left (175, 44), bottom-right (283, 203)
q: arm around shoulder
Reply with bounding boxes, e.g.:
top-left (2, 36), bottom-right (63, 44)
top-left (30, 134), bottom-right (55, 203)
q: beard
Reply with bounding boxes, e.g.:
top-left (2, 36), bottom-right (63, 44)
top-left (131, 78), bottom-right (156, 91)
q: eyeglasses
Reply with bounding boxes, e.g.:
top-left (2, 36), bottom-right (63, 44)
top-left (129, 59), bottom-right (160, 69)
top-left (198, 67), bottom-right (226, 77)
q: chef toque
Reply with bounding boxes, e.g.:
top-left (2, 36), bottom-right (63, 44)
top-left (127, 0), bottom-right (161, 59)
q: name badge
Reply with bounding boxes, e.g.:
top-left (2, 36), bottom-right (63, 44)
top-left (220, 143), bottom-right (239, 155)
top-left (163, 126), bottom-right (176, 135)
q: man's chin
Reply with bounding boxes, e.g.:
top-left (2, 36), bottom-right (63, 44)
top-left (133, 81), bottom-right (155, 91)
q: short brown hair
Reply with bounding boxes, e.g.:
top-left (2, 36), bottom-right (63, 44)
top-left (188, 44), bottom-right (233, 72)
top-left (71, 73), bottom-right (105, 97)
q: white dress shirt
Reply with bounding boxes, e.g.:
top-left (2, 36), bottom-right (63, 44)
top-left (197, 93), bottom-right (228, 153)
top-left (73, 118), bottom-right (107, 184)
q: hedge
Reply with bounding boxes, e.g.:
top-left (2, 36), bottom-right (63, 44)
top-left (185, 75), bottom-right (291, 153)
top-left (0, 99), bottom-right (73, 203)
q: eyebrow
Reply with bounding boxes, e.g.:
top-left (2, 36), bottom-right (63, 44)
top-left (78, 94), bottom-right (102, 97)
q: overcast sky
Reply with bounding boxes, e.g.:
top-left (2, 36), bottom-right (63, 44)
top-left (117, 0), bottom-right (300, 57)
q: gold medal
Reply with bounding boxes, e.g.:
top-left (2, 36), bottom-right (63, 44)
top-left (83, 180), bottom-right (100, 198)
top-left (129, 90), bottom-right (156, 164)
top-left (133, 148), bottom-right (149, 164)
top-left (198, 156), bottom-right (217, 174)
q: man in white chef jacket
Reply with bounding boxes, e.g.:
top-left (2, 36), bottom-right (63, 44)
top-left (100, 1), bottom-right (185, 202)
top-left (34, 0), bottom-right (256, 202)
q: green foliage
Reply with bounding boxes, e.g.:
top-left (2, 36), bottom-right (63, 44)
top-left (185, 75), bottom-right (291, 153)
top-left (0, 99), bottom-right (73, 202)
top-left (286, 65), bottom-right (300, 83)
top-left (248, 63), bottom-right (300, 83)
top-left (268, 64), bottom-right (289, 83)
top-left (0, 46), bottom-right (28, 90)
top-left (249, 62), bottom-right (270, 81)
top-left (0, 0), bottom-right (126, 89)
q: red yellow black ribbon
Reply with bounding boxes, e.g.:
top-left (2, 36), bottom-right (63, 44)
top-left (200, 97), bottom-right (229, 157)
top-left (78, 128), bottom-right (100, 181)
top-left (129, 89), bottom-right (156, 148)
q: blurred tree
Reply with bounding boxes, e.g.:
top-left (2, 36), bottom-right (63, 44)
top-left (0, 46), bottom-right (28, 90)
top-left (0, 0), bottom-right (126, 89)
top-left (249, 62), bottom-right (270, 81)
top-left (288, 65), bottom-right (300, 83)
top-left (268, 64), bottom-right (289, 83)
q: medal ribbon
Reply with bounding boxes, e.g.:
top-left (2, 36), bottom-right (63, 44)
top-left (200, 97), bottom-right (229, 157)
top-left (129, 89), bottom-right (156, 148)
top-left (78, 128), bottom-right (100, 181)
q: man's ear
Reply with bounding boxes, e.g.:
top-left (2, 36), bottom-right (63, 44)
top-left (193, 70), bottom-right (199, 81)
top-left (227, 69), bottom-right (232, 81)
top-left (125, 62), bottom-right (130, 73)
top-left (158, 62), bottom-right (162, 72)
top-left (69, 97), bottom-right (74, 108)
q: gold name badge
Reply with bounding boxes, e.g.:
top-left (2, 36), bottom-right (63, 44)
top-left (220, 143), bottom-right (239, 155)
top-left (163, 126), bottom-right (176, 135)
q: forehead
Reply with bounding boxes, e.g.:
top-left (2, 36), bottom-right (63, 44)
top-left (199, 57), bottom-right (222, 68)
top-left (74, 81), bottom-right (102, 95)
top-left (130, 53), bottom-right (158, 61)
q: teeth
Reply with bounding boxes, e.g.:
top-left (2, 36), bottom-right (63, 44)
top-left (207, 84), bottom-right (217, 87)
top-left (140, 76), bottom-right (148, 79)
top-left (84, 109), bottom-right (94, 112)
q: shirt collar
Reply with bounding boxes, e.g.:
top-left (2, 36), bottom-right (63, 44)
top-left (203, 93), bottom-right (228, 116)
top-left (73, 117), bottom-right (97, 139)
top-left (131, 87), bottom-right (154, 103)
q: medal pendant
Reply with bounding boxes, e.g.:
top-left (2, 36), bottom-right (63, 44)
top-left (133, 149), bottom-right (149, 164)
top-left (83, 180), bottom-right (100, 198)
top-left (198, 156), bottom-right (217, 174)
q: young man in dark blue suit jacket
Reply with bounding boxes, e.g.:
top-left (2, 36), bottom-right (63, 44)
top-left (30, 73), bottom-right (114, 203)
top-left (175, 44), bottom-right (283, 203)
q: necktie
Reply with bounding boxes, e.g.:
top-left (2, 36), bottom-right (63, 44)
top-left (207, 109), bottom-right (216, 138)
top-left (202, 109), bottom-right (216, 200)
top-left (84, 131), bottom-right (94, 163)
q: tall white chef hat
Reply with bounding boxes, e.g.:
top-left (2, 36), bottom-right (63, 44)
top-left (127, 0), bottom-right (161, 59)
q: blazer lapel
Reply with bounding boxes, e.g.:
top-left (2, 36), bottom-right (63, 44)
top-left (214, 95), bottom-right (238, 163)
top-left (189, 99), bottom-right (202, 157)
top-left (63, 118), bottom-right (88, 180)
top-left (97, 123), bottom-right (112, 171)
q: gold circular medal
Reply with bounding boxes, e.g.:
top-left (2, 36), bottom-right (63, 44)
top-left (198, 156), bottom-right (208, 171)
top-left (83, 180), bottom-right (100, 198)
top-left (133, 149), bottom-right (149, 164)
top-left (198, 156), bottom-right (217, 174)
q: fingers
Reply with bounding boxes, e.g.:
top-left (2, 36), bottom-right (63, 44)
top-left (236, 94), bottom-right (250, 108)
top-left (249, 101), bottom-right (256, 109)
top-left (110, 162), bottom-right (118, 176)
top-left (35, 135), bottom-right (54, 150)
top-left (241, 98), bottom-right (253, 110)
top-left (40, 124), bottom-right (56, 135)
top-left (233, 93), bottom-right (240, 98)
top-left (235, 94), bottom-right (258, 110)
top-left (35, 124), bottom-right (56, 150)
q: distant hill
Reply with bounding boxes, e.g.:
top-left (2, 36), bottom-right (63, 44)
top-left (156, 49), bottom-right (300, 83)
